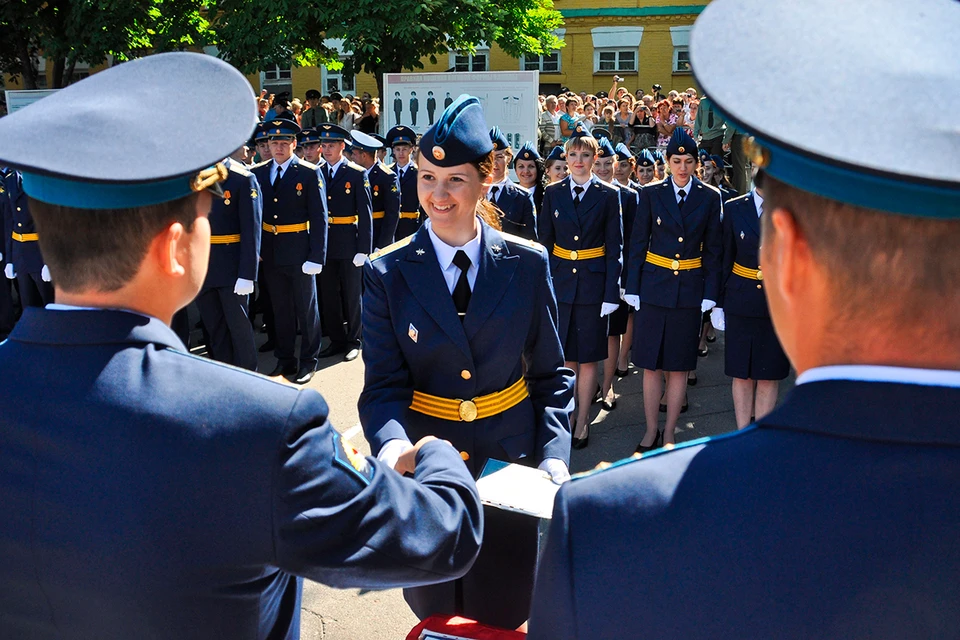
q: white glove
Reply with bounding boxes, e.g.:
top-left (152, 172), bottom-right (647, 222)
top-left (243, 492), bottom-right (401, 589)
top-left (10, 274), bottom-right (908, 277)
top-left (619, 287), bottom-right (626, 300)
top-left (623, 294), bottom-right (640, 311)
top-left (41, 265), bottom-right (52, 282)
top-left (377, 438), bottom-right (414, 471)
top-left (701, 299), bottom-right (716, 313)
top-left (234, 278), bottom-right (255, 296)
top-left (4, 263), bottom-right (15, 280)
top-left (710, 307), bottom-right (725, 331)
top-left (352, 252), bottom-right (366, 268)
top-left (539, 458), bottom-right (571, 485)
top-left (600, 302), bottom-right (619, 317)
top-left (301, 261), bottom-right (323, 275)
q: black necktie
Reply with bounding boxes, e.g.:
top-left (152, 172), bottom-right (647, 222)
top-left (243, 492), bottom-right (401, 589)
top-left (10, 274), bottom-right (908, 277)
top-left (490, 186), bottom-right (500, 203)
top-left (273, 165), bottom-right (283, 188)
top-left (452, 250), bottom-right (472, 320)
top-left (573, 185), bottom-right (584, 210)
top-left (677, 188), bottom-right (686, 211)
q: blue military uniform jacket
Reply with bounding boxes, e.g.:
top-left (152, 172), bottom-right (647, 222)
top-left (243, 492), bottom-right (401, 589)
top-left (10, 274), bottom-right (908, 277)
top-left (324, 160), bottom-right (373, 260)
top-left (530, 377), bottom-right (960, 639)
top-left (614, 180), bottom-right (639, 284)
top-left (0, 308), bottom-right (483, 639)
top-left (718, 192), bottom-right (768, 317)
top-left (391, 162), bottom-right (421, 239)
top-left (492, 180), bottom-right (538, 241)
top-left (538, 176), bottom-right (623, 306)
top-left (2, 169), bottom-right (45, 276)
top-left (625, 177), bottom-right (722, 308)
top-left (359, 223), bottom-right (574, 476)
top-left (368, 161), bottom-right (401, 250)
top-left (252, 157), bottom-right (327, 268)
top-left (202, 158), bottom-right (263, 290)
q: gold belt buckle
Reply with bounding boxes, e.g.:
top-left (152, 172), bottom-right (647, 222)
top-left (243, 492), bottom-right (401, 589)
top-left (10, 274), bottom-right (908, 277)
top-left (671, 259), bottom-right (680, 270)
top-left (756, 268), bottom-right (763, 281)
top-left (569, 250), bottom-right (579, 260)
top-left (458, 400), bottom-right (478, 422)
top-left (270, 225), bottom-right (279, 235)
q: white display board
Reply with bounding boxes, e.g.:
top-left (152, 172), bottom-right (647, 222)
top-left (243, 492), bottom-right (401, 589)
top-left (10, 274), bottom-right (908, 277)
top-left (4, 89), bottom-right (59, 114)
top-left (382, 71), bottom-right (540, 151)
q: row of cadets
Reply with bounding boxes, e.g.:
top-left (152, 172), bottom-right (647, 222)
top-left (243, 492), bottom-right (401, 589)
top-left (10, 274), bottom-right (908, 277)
top-left (486, 127), bottom-right (538, 241)
top-left (385, 125), bottom-right (422, 240)
top-left (251, 118), bottom-right (327, 383)
top-left (538, 123), bottom-right (623, 447)
top-left (349, 130), bottom-right (401, 251)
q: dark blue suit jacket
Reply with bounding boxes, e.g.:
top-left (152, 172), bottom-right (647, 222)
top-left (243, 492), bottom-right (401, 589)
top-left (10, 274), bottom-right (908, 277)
top-left (719, 192), bottom-right (768, 317)
top-left (539, 177), bottom-right (623, 306)
top-left (2, 170), bottom-right (45, 276)
top-left (615, 181), bottom-right (639, 285)
top-left (0, 308), bottom-right (483, 639)
top-left (203, 158), bottom-right (262, 290)
top-left (252, 157), bottom-right (327, 268)
top-left (492, 181), bottom-right (538, 241)
top-left (625, 177), bottom-right (722, 309)
top-left (530, 379), bottom-right (960, 639)
top-left (391, 162), bottom-right (421, 239)
top-left (360, 223), bottom-right (574, 476)
top-left (369, 161), bottom-right (401, 250)
top-left (324, 160), bottom-right (373, 260)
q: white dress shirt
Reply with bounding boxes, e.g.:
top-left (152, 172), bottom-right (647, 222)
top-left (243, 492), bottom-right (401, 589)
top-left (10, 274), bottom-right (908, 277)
top-left (569, 175), bottom-right (595, 200)
top-left (796, 365), bottom-right (960, 389)
top-left (325, 157), bottom-right (345, 180)
top-left (487, 177), bottom-right (514, 203)
top-left (425, 218), bottom-right (482, 293)
top-left (672, 176), bottom-right (692, 203)
top-left (270, 156), bottom-right (294, 184)
top-left (753, 189), bottom-right (764, 217)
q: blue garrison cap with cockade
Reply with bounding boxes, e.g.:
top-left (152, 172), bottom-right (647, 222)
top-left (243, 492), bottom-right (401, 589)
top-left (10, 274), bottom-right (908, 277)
top-left (637, 150), bottom-right (656, 168)
top-left (514, 142), bottom-right (541, 165)
top-left (596, 138), bottom-right (616, 159)
top-left (546, 147), bottom-right (566, 162)
top-left (691, 0), bottom-right (960, 218)
top-left (419, 95), bottom-right (493, 167)
top-left (666, 128), bottom-right (698, 159)
top-left (489, 127), bottom-right (509, 151)
top-left (0, 52), bottom-right (258, 209)
top-left (615, 143), bottom-right (633, 162)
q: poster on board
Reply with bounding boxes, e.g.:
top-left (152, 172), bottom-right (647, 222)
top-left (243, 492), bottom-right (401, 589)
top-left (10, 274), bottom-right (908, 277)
top-left (4, 89), bottom-right (59, 115)
top-left (382, 71), bottom-right (539, 151)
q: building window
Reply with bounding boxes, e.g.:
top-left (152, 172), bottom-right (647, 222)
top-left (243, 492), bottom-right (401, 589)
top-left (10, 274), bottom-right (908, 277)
top-left (673, 47), bottom-right (691, 73)
top-left (261, 64), bottom-right (292, 97)
top-left (263, 64), bottom-right (292, 82)
top-left (595, 49), bottom-right (636, 73)
top-left (324, 57), bottom-right (355, 93)
top-left (522, 52), bottom-right (561, 73)
top-left (453, 52), bottom-right (488, 72)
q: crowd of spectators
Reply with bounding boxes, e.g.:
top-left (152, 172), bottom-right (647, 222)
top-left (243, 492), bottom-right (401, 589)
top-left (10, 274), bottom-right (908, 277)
top-left (256, 88), bottom-right (380, 133)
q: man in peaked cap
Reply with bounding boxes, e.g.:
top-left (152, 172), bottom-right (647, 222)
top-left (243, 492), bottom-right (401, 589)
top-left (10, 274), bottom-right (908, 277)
top-left (386, 125), bottom-right (422, 239)
top-left (530, 1), bottom-right (960, 638)
top-left (0, 52), bottom-right (483, 640)
top-left (351, 130), bottom-right (401, 250)
top-left (2, 166), bottom-right (54, 309)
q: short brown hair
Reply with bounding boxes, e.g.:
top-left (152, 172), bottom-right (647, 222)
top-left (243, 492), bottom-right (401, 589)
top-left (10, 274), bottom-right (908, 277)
top-left (30, 194), bottom-right (201, 293)
top-left (564, 135), bottom-right (599, 155)
top-left (763, 175), bottom-right (960, 327)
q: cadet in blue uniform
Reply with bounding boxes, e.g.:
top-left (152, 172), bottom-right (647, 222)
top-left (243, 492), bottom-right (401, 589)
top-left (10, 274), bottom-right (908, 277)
top-left (634, 148), bottom-right (657, 187)
top-left (513, 142), bottom-right (545, 217)
top-left (195, 154), bottom-right (262, 371)
top-left (2, 168), bottom-right (54, 308)
top-left (624, 128), bottom-right (722, 450)
top-left (351, 130), bottom-right (401, 250)
top-left (530, 1), bottom-right (960, 637)
top-left (386, 125), bottom-right (422, 239)
top-left (711, 172), bottom-right (789, 428)
top-left (539, 125), bottom-right (623, 447)
top-left (0, 52), bottom-right (482, 640)
top-left (487, 127), bottom-right (538, 240)
top-left (0, 169), bottom-right (19, 338)
top-left (316, 124), bottom-right (373, 362)
top-left (251, 118), bottom-right (327, 384)
top-left (359, 95), bottom-right (574, 629)
top-left (543, 145), bottom-right (568, 185)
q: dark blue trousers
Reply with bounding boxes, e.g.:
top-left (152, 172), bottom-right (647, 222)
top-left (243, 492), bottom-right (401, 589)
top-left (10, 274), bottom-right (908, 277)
top-left (0, 272), bottom-right (16, 339)
top-left (320, 259), bottom-right (362, 349)
top-left (264, 263), bottom-right (322, 370)
top-left (16, 272), bottom-right (54, 309)
top-left (196, 287), bottom-right (258, 371)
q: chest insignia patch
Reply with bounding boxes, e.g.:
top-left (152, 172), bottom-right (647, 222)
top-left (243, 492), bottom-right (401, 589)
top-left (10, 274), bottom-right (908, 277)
top-left (408, 323), bottom-right (419, 343)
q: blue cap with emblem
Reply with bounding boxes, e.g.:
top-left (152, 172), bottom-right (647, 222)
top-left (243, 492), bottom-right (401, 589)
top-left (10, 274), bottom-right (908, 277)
top-left (0, 52), bottom-right (257, 209)
top-left (316, 123), bottom-right (350, 141)
top-left (514, 142), bottom-right (541, 165)
top-left (350, 130), bottom-right (383, 153)
top-left (666, 127), bottom-right (698, 159)
top-left (386, 125), bottom-right (417, 147)
top-left (419, 95), bottom-right (493, 167)
top-left (637, 149), bottom-right (656, 167)
top-left (615, 143), bottom-right (633, 162)
top-left (546, 146), bottom-right (566, 162)
top-left (596, 137), bottom-right (616, 159)
top-left (489, 127), bottom-right (509, 151)
top-left (710, 154), bottom-right (726, 169)
top-left (299, 128), bottom-right (322, 144)
top-left (691, 0), bottom-right (960, 218)
top-left (254, 123), bottom-right (271, 143)
top-left (654, 150), bottom-right (665, 165)
top-left (265, 118), bottom-right (300, 139)
top-left (592, 128), bottom-right (611, 141)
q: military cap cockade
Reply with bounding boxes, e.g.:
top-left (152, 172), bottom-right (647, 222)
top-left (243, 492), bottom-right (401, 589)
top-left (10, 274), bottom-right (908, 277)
top-left (386, 125), bottom-right (417, 147)
top-left (596, 138), bottom-right (616, 159)
top-left (666, 128), bottom-right (698, 158)
top-left (350, 130), bottom-right (383, 154)
top-left (316, 123), bottom-right (350, 142)
top-left (514, 142), bottom-right (541, 165)
top-left (637, 150), bottom-right (656, 167)
top-left (691, 0), bottom-right (960, 218)
top-left (615, 143), bottom-right (633, 162)
top-left (0, 52), bottom-right (258, 209)
top-left (266, 118), bottom-right (300, 139)
top-left (546, 147), bottom-right (567, 162)
top-left (419, 95), bottom-right (493, 167)
top-left (489, 127), bottom-right (509, 151)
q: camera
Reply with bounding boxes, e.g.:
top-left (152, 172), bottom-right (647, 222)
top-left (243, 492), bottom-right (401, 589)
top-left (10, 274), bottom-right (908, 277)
top-left (613, 75), bottom-right (623, 82)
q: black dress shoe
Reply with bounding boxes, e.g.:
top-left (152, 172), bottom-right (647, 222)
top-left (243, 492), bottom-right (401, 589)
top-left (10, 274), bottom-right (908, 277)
top-left (659, 402), bottom-right (689, 413)
top-left (635, 431), bottom-right (664, 454)
top-left (318, 344), bottom-right (345, 359)
top-left (687, 373), bottom-right (698, 386)
top-left (343, 347), bottom-right (361, 362)
top-left (706, 334), bottom-right (717, 343)
top-left (258, 339), bottom-right (276, 353)
top-left (698, 346), bottom-right (709, 357)
top-left (293, 366), bottom-right (316, 384)
top-left (268, 363), bottom-right (296, 377)
top-left (601, 397), bottom-right (617, 411)
top-left (572, 430), bottom-right (589, 450)
top-left (615, 367), bottom-right (630, 378)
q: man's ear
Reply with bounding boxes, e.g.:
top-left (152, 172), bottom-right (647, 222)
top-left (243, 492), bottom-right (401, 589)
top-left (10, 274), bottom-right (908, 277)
top-left (154, 222), bottom-right (187, 277)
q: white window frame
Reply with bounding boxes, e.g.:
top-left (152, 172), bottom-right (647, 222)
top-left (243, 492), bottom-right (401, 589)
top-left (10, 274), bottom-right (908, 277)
top-left (670, 26), bottom-right (692, 73)
top-left (591, 27), bottom-right (643, 74)
top-left (449, 46), bottom-right (490, 72)
top-left (593, 49), bottom-right (637, 73)
top-left (673, 47), bottom-right (691, 73)
top-left (522, 51), bottom-right (561, 73)
top-left (322, 56), bottom-right (355, 94)
top-left (262, 64), bottom-right (292, 83)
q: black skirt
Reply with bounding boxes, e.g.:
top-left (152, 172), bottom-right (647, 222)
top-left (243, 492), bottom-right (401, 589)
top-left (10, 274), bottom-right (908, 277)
top-left (724, 313), bottom-right (791, 380)
top-left (607, 301), bottom-right (631, 336)
top-left (557, 302), bottom-right (609, 363)
top-left (633, 303), bottom-right (701, 371)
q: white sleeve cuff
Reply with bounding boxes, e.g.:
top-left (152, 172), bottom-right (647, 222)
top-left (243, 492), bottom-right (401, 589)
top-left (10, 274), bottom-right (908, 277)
top-left (377, 438), bottom-right (414, 470)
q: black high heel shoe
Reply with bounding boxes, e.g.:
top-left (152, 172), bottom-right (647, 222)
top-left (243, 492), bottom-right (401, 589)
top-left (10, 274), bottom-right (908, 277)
top-left (572, 426), bottom-right (590, 450)
top-left (635, 430), bottom-right (662, 454)
top-left (615, 367), bottom-right (630, 378)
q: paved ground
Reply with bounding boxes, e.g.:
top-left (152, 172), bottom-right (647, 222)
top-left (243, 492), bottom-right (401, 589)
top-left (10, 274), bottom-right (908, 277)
top-left (204, 318), bottom-right (794, 638)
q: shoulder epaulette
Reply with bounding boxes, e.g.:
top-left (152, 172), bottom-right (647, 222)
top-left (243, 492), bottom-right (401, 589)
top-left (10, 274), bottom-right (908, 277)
top-left (346, 160), bottom-right (365, 173)
top-left (378, 162), bottom-right (395, 176)
top-left (250, 159), bottom-right (271, 170)
top-left (227, 162), bottom-right (253, 177)
top-left (298, 159), bottom-right (320, 170)
top-left (369, 234), bottom-right (414, 260)
top-left (499, 231), bottom-right (544, 252)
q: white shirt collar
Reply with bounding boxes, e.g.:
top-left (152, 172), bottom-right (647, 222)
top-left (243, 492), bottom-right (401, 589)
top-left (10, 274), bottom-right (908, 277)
top-left (752, 189), bottom-right (764, 217)
top-left (492, 176), bottom-right (512, 190)
top-left (396, 162), bottom-right (411, 173)
top-left (328, 157), bottom-right (345, 175)
top-left (569, 174), bottom-right (594, 199)
top-left (272, 155), bottom-right (294, 178)
top-left (46, 303), bottom-right (152, 320)
top-left (796, 365), bottom-right (960, 389)
top-left (425, 218), bottom-right (482, 274)
top-left (671, 176), bottom-right (692, 201)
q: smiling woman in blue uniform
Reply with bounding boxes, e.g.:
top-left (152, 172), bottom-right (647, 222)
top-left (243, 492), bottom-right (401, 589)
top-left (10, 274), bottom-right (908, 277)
top-left (486, 127), bottom-right (538, 241)
top-left (359, 95), bottom-right (574, 629)
top-left (624, 128), bottom-right (722, 451)
top-left (539, 127), bottom-right (623, 448)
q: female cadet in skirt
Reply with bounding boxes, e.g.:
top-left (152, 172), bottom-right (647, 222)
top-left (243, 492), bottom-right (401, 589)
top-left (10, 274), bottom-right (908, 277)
top-left (624, 128), bottom-right (722, 451)
top-left (539, 125), bottom-right (623, 448)
top-left (710, 170), bottom-right (790, 428)
top-left (359, 95), bottom-right (574, 629)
